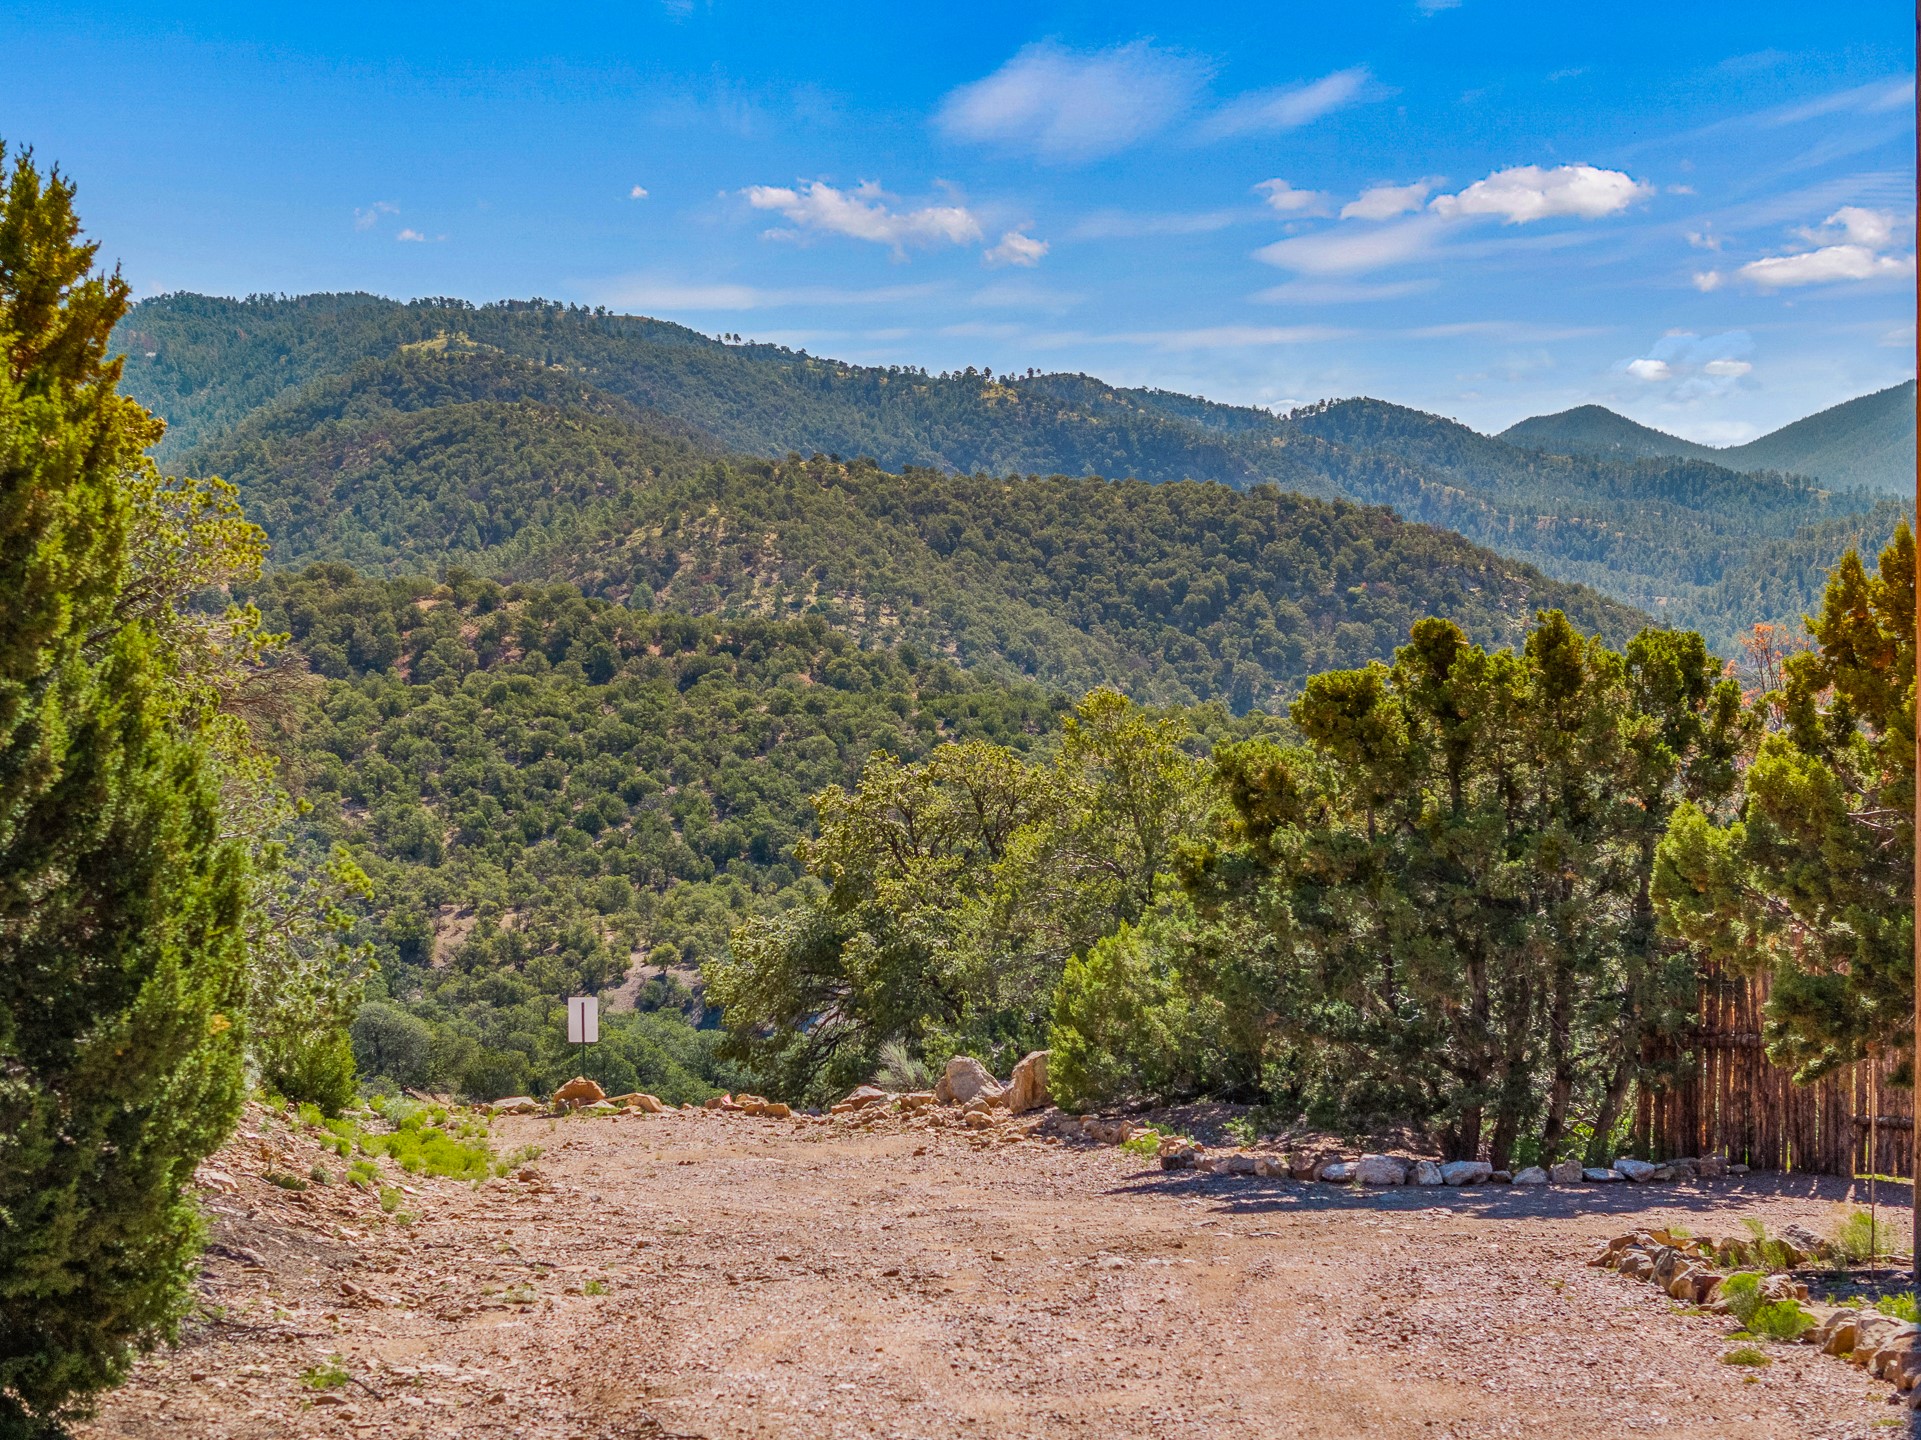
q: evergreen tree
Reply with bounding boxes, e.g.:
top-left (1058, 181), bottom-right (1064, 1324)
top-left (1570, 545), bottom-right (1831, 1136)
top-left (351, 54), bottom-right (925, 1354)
top-left (0, 147), bottom-right (251, 1435)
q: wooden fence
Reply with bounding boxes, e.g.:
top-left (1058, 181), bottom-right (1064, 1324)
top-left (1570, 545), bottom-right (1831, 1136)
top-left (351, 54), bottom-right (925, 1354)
top-left (1638, 965), bottom-right (1911, 1180)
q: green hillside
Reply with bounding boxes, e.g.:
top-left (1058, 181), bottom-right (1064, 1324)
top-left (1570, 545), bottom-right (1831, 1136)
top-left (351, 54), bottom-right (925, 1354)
top-left (179, 345), bottom-right (1636, 710)
top-left (117, 291), bottom-right (1893, 652)
top-left (1502, 381), bottom-right (1915, 494)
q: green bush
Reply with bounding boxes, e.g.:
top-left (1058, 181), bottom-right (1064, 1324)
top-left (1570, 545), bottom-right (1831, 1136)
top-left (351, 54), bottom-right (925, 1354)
top-left (1718, 1272), bottom-right (1764, 1326)
top-left (1834, 1209), bottom-right (1900, 1265)
top-left (1876, 1291), bottom-right (1919, 1322)
top-left (349, 1002), bottom-right (434, 1090)
top-left (263, 1027), bottom-right (358, 1118)
top-left (1747, 1301), bottom-right (1814, 1342)
top-left (1049, 918), bottom-right (1213, 1109)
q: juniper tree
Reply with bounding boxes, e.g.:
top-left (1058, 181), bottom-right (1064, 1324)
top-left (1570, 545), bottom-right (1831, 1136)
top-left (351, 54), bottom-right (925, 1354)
top-left (0, 147), bottom-right (251, 1436)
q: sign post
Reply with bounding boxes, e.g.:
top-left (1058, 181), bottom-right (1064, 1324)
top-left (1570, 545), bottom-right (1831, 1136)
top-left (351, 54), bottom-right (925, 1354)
top-left (567, 995), bottom-right (600, 1080)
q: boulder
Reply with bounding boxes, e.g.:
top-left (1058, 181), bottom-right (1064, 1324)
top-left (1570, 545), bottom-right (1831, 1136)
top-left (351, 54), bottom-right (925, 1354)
top-left (1547, 1160), bottom-right (1585, 1184)
top-left (1779, 1223), bottom-right (1825, 1256)
top-left (1440, 1160), bottom-right (1492, 1186)
top-left (939, 1056), bottom-right (1005, 1108)
top-left (1814, 1311), bottom-right (1859, 1357)
top-left (962, 1110), bottom-right (996, 1130)
top-left (1290, 1152), bottom-right (1336, 1182)
top-left (831, 1085), bottom-right (890, 1114)
top-left (1727, 1162), bottom-right (1750, 1175)
top-left (899, 1091), bottom-right (938, 1112)
top-left (1006, 1051), bottom-right (1052, 1114)
top-left (1695, 1156), bottom-right (1727, 1179)
top-left (1611, 1157), bottom-right (1658, 1182)
top-left (553, 1077), bottom-right (606, 1108)
top-left (1582, 1167), bottom-right (1624, 1183)
top-left (1412, 1160), bottom-right (1445, 1186)
top-left (1489, 1170), bottom-right (1513, 1184)
top-left (1220, 1154), bottom-right (1260, 1176)
top-left (606, 1092), bottom-right (665, 1114)
top-left (1354, 1154), bottom-right (1409, 1186)
top-left (1511, 1166), bottom-right (1549, 1186)
top-left (1321, 1161), bottom-right (1358, 1183)
top-left (486, 1096), bottom-right (539, 1116)
top-left (1160, 1148), bottom-right (1197, 1171)
top-left (1617, 1248), bottom-right (1654, 1280)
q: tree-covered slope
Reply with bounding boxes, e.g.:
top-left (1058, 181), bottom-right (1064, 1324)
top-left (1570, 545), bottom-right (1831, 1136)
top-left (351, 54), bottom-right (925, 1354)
top-left (1502, 381), bottom-right (1915, 495)
top-left (180, 346), bottom-right (1639, 710)
top-left (115, 290), bottom-right (1894, 654)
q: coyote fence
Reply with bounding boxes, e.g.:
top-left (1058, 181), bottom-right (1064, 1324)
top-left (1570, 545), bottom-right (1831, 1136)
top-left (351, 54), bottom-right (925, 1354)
top-left (1637, 964), bottom-right (1910, 1180)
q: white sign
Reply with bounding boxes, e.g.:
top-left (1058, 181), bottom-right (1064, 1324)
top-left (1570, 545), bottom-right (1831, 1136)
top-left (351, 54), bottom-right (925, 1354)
top-left (567, 995), bottom-right (600, 1044)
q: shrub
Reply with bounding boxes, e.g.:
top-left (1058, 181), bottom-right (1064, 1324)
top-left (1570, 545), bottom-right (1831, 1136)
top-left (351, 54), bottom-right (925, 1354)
top-left (1719, 1346), bottom-right (1770, 1368)
top-left (1049, 917), bottom-right (1214, 1109)
top-left (1747, 1301), bottom-right (1814, 1342)
top-left (1834, 1209), bottom-right (1900, 1265)
top-left (1718, 1272), bottom-right (1764, 1326)
top-left (350, 1002), bottom-right (435, 1090)
top-left (263, 1027), bottom-right (358, 1118)
top-left (1877, 1292), bottom-right (1919, 1322)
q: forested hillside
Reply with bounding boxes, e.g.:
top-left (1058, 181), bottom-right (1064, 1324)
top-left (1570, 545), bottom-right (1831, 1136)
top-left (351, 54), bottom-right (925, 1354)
top-left (1502, 381), bottom-right (1915, 495)
top-left (116, 292), bottom-right (1901, 649)
top-left (172, 342), bottom-right (1639, 709)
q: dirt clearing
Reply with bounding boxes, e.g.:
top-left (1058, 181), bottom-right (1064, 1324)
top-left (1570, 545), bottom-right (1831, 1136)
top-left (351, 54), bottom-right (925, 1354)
top-left (80, 1109), bottom-right (1915, 1439)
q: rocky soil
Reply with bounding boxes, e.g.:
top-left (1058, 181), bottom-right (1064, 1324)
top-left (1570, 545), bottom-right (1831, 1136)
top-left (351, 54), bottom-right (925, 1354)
top-left (80, 1103), bottom-right (1916, 1439)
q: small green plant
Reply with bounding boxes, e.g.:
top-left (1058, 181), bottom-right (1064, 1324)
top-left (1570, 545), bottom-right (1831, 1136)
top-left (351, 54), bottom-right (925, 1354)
top-left (308, 1163), bottom-right (331, 1186)
top-left (1718, 1271), bottom-right (1764, 1326)
top-left (301, 1358), bottom-right (350, 1390)
top-left (1720, 1346), bottom-right (1770, 1368)
top-left (1877, 1291), bottom-right (1920, 1322)
top-left (347, 1159), bottom-right (378, 1186)
top-left (1835, 1209), bottom-right (1900, 1265)
top-left (1120, 1127), bottom-right (1165, 1157)
top-left (1747, 1301), bottom-right (1814, 1342)
top-left (583, 1279), bottom-right (608, 1296)
top-left (379, 1186), bottom-right (403, 1213)
top-left (263, 1171), bottom-right (309, 1192)
top-left (1222, 1116), bottom-right (1257, 1148)
top-left (504, 1282), bottom-right (537, 1305)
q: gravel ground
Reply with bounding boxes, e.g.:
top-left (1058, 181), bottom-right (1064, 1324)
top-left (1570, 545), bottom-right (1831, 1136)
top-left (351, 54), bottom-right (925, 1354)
top-left (79, 1106), bottom-right (1921, 1439)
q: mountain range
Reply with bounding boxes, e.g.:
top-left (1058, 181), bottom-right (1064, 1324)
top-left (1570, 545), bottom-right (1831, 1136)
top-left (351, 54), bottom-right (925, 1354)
top-left (116, 292), bottom-right (1910, 659)
top-left (1501, 380), bottom-right (1915, 495)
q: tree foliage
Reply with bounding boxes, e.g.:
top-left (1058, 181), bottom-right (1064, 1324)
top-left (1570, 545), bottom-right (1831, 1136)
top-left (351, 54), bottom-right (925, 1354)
top-left (0, 146), bottom-right (251, 1435)
top-left (1655, 525), bottom-right (1914, 1082)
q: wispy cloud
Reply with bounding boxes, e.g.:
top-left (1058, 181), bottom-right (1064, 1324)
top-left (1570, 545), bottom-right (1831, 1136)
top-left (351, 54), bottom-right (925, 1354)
top-left (936, 41), bottom-right (1205, 162)
top-left (984, 229), bottom-right (1049, 267)
top-left (742, 180), bottom-right (981, 254)
top-left (601, 278), bottom-right (947, 311)
top-left (1612, 331), bottom-right (1756, 400)
top-left (1073, 208), bottom-right (1244, 238)
top-left (1111, 324), bottom-right (1350, 349)
top-left (354, 200), bottom-right (397, 231)
top-left (1254, 180), bottom-right (1329, 217)
top-left (1255, 278), bottom-right (1438, 304)
top-left (629, 185), bottom-right (650, 200)
top-left (1341, 180), bottom-right (1437, 221)
top-left (1255, 215), bottom-right (1450, 275)
top-left (1200, 67), bottom-right (1374, 139)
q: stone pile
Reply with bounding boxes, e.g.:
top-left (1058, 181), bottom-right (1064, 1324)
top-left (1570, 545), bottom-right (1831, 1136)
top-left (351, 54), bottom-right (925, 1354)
top-left (1153, 1141), bottom-right (1743, 1187)
top-left (1593, 1224), bottom-right (1921, 1409)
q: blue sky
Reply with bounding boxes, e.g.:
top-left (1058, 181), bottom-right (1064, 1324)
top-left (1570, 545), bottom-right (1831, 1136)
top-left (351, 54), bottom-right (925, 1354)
top-left (5, 1), bottom-right (1913, 440)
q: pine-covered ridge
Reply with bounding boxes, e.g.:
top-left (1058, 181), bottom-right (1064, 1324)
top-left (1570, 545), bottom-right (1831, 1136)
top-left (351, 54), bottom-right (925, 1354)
top-left (116, 292), bottom-right (1900, 652)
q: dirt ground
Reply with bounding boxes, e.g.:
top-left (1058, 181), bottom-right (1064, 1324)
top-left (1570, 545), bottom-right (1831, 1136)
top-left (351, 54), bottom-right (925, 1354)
top-left (79, 1106), bottom-right (1921, 1440)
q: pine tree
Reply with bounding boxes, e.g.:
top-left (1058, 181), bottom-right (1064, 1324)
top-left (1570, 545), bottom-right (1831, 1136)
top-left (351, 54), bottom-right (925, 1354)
top-left (0, 146), bottom-right (251, 1435)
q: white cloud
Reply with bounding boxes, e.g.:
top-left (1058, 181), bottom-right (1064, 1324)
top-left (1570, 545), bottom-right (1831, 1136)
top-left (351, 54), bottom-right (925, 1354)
top-left (984, 229), bottom-right (1048, 267)
top-left (1254, 214), bottom-right (1447, 274)
top-left (1692, 269), bottom-right (1724, 292)
top-left (1703, 359), bottom-right (1752, 377)
top-left (1811, 205), bottom-right (1901, 248)
top-left (1686, 227), bottom-right (1722, 251)
top-left (1254, 179), bottom-right (1328, 216)
top-left (629, 185), bottom-right (650, 200)
top-left (354, 201), bottom-right (397, 231)
top-left (1254, 277), bottom-right (1437, 304)
top-left (1428, 164), bottom-right (1652, 223)
top-left (1112, 324), bottom-right (1348, 349)
top-left (1341, 180), bottom-right (1436, 221)
top-left (743, 180), bottom-right (981, 253)
top-left (1738, 244), bottom-right (1914, 289)
top-left (937, 41), bottom-right (1204, 162)
top-left (1624, 358), bottom-right (1672, 381)
top-left (396, 228), bottom-right (429, 243)
top-left (1417, 0), bottom-right (1462, 11)
top-left (1202, 67), bottom-right (1373, 138)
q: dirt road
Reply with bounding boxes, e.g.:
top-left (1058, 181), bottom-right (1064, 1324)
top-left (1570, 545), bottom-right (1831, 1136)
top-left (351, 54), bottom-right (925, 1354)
top-left (80, 1107), bottom-right (1914, 1439)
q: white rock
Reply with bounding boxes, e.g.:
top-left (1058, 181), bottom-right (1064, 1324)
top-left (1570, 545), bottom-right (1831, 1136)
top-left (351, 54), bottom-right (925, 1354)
top-left (1412, 1159), bottom-right (1445, 1186)
top-left (1440, 1160), bottom-right (1492, 1186)
top-left (1547, 1159), bottom-right (1584, 1184)
top-left (1320, 1161), bottom-right (1357, 1183)
top-left (940, 1056), bottom-right (1005, 1107)
top-left (1612, 1157), bottom-right (1657, 1183)
top-left (1511, 1166), bottom-right (1549, 1185)
top-left (1351, 1154), bottom-right (1408, 1185)
top-left (1582, 1166), bottom-right (1624, 1183)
